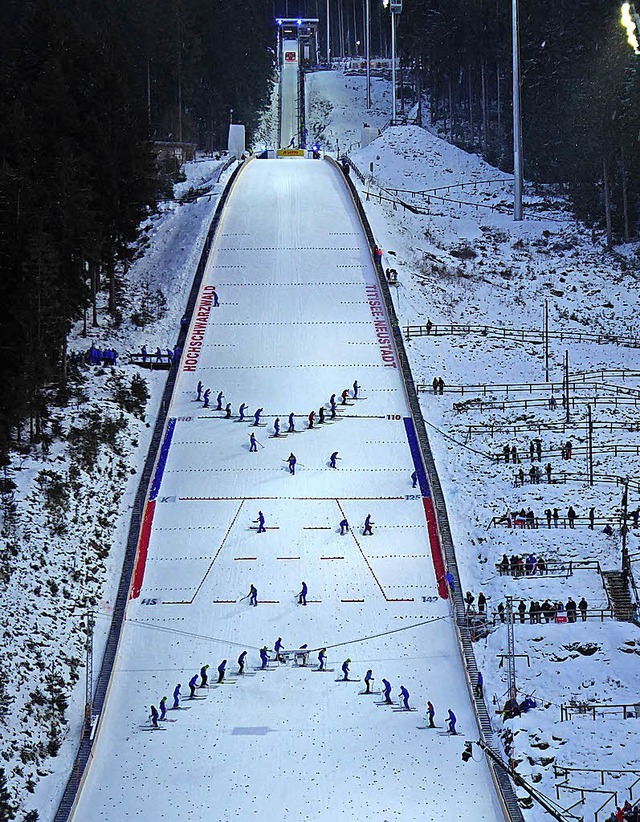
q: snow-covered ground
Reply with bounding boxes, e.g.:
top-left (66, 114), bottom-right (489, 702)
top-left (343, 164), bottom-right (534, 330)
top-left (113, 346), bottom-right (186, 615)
top-left (72, 157), bottom-right (503, 822)
top-left (3, 66), bottom-right (640, 822)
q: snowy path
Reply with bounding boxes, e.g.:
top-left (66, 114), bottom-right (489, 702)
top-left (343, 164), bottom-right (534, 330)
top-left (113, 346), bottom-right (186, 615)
top-left (72, 158), bottom-right (502, 821)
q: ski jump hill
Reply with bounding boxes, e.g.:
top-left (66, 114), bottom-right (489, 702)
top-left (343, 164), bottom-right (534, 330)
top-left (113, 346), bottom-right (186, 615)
top-left (65, 156), bottom-right (506, 821)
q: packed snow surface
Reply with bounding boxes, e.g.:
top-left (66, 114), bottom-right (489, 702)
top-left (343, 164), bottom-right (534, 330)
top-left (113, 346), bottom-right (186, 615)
top-left (72, 158), bottom-right (502, 821)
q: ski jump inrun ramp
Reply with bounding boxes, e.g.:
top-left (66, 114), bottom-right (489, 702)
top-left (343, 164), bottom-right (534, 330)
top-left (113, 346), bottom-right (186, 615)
top-left (71, 158), bottom-right (503, 821)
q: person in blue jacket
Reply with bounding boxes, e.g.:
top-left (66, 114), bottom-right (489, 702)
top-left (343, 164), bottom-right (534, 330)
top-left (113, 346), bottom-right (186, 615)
top-left (274, 418), bottom-right (280, 437)
top-left (364, 669), bottom-right (374, 694)
top-left (353, 380), bottom-right (359, 399)
top-left (172, 683), bottom-right (181, 709)
top-left (260, 647), bottom-right (269, 669)
top-left (382, 678), bottom-right (392, 704)
top-left (329, 394), bottom-right (337, 418)
top-left (399, 685), bottom-right (410, 710)
top-left (249, 432), bottom-right (257, 452)
top-left (318, 648), bottom-right (327, 671)
top-left (363, 514), bottom-right (373, 535)
top-left (447, 708), bottom-right (457, 734)
top-left (274, 638), bottom-right (285, 663)
top-left (288, 453), bottom-right (297, 474)
top-left (288, 412), bottom-right (295, 432)
top-left (238, 651), bottom-right (247, 674)
top-left (196, 380), bottom-right (203, 401)
top-left (256, 511), bottom-right (265, 533)
top-left (188, 674), bottom-right (198, 699)
top-left (225, 402), bottom-right (232, 419)
top-left (340, 517), bottom-right (349, 535)
top-left (159, 696), bottom-right (167, 720)
top-left (341, 658), bottom-right (351, 681)
top-left (298, 581), bottom-right (307, 605)
top-left (217, 659), bottom-right (227, 683)
top-left (411, 470), bottom-right (418, 488)
top-left (475, 671), bottom-right (483, 697)
top-left (253, 407), bottom-right (263, 426)
top-left (329, 451), bottom-right (339, 468)
top-left (248, 584), bottom-right (258, 606)
top-left (216, 391), bottom-right (224, 410)
top-left (203, 388), bottom-right (211, 408)
top-left (239, 403), bottom-right (247, 421)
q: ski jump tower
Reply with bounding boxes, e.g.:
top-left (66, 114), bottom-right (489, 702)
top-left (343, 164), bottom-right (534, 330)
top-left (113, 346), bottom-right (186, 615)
top-left (276, 18), bottom-right (318, 150)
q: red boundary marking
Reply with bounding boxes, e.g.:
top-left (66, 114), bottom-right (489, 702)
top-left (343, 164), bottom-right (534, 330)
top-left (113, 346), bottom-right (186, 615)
top-left (423, 497), bottom-right (448, 599)
top-left (131, 500), bottom-right (155, 599)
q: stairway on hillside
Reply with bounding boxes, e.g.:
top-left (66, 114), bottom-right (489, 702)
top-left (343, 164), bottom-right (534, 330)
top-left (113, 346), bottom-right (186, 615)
top-left (602, 571), bottom-right (634, 620)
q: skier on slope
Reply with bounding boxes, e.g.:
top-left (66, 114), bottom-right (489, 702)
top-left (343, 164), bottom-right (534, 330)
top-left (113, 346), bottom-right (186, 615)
top-left (340, 517), bottom-right (349, 535)
top-left (288, 453), bottom-right (297, 474)
top-left (253, 408), bottom-right (263, 426)
top-left (189, 674), bottom-right (199, 699)
top-left (249, 432), bottom-right (258, 452)
top-left (318, 648), bottom-right (327, 671)
top-left (238, 651), bottom-right (248, 674)
top-left (256, 511), bottom-right (266, 533)
top-left (364, 669), bottom-right (374, 694)
top-left (248, 583), bottom-right (258, 605)
top-left (341, 388), bottom-right (349, 405)
top-left (274, 417), bottom-right (280, 437)
top-left (159, 696), bottom-right (167, 720)
top-left (239, 403), bottom-right (247, 421)
top-left (216, 391), bottom-right (224, 410)
top-left (225, 402), bottom-right (232, 419)
top-left (274, 638), bottom-right (285, 663)
top-left (308, 410), bottom-right (315, 429)
top-left (203, 388), bottom-right (211, 408)
top-left (399, 686), bottom-right (410, 710)
top-left (200, 664), bottom-right (209, 687)
top-left (150, 705), bottom-right (159, 728)
top-left (288, 412), bottom-right (295, 432)
top-left (172, 683), bottom-right (181, 709)
top-left (363, 514), bottom-right (374, 536)
top-left (329, 394), bottom-right (337, 418)
top-left (353, 380), bottom-right (359, 399)
top-left (318, 406), bottom-right (325, 424)
top-left (426, 701), bottom-right (435, 728)
top-left (329, 451), bottom-right (339, 468)
top-left (260, 647), bottom-right (269, 669)
top-left (298, 581), bottom-right (308, 606)
top-left (212, 286), bottom-right (219, 307)
top-left (447, 709), bottom-right (457, 734)
top-left (196, 380), bottom-right (203, 401)
top-left (217, 660), bottom-right (227, 684)
top-left (341, 658), bottom-right (351, 681)
top-left (382, 678), bottom-right (392, 704)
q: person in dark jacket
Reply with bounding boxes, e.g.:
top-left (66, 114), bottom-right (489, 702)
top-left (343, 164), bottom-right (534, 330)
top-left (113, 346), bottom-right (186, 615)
top-left (217, 660), bottom-right (227, 683)
top-left (298, 581), bottom-right (308, 606)
top-left (518, 600), bottom-right (527, 623)
top-left (364, 669), bottom-right (374, 694)
top-left (566, 597), bottom-right (577, 623)
top-left (578, 597), bottom-right (588, 621)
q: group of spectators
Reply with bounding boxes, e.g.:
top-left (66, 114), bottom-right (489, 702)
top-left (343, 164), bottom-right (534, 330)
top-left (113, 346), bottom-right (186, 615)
top-left (497, 553), bottom-right (548, 577)
top-left (70, 344), bottom-right (119, 367)
top-left (465, 590), bottom-right (590, 624)
top-left (605, 800), bottom-right (640, 822)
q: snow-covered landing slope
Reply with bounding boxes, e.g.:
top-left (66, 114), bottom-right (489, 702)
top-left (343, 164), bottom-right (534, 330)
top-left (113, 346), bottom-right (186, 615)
top-left (72, 158), bottom-right (503, 822)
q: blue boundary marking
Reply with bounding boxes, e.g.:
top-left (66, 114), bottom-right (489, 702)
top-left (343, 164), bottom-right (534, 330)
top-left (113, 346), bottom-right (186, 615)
top-left (403, 417), bottom-right (430, 498)
top-left (149, 418), bottom-right (176, 501)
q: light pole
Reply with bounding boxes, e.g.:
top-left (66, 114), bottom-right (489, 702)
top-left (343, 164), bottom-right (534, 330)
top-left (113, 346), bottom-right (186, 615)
top-left (326, 0), bottom-right (331, 64)
top-left (384, 0), bottom-right (402, 123)
top-left (365, 0), bottom-right (371, 107)
top-left (512, 0), bottom-right (524, 220)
